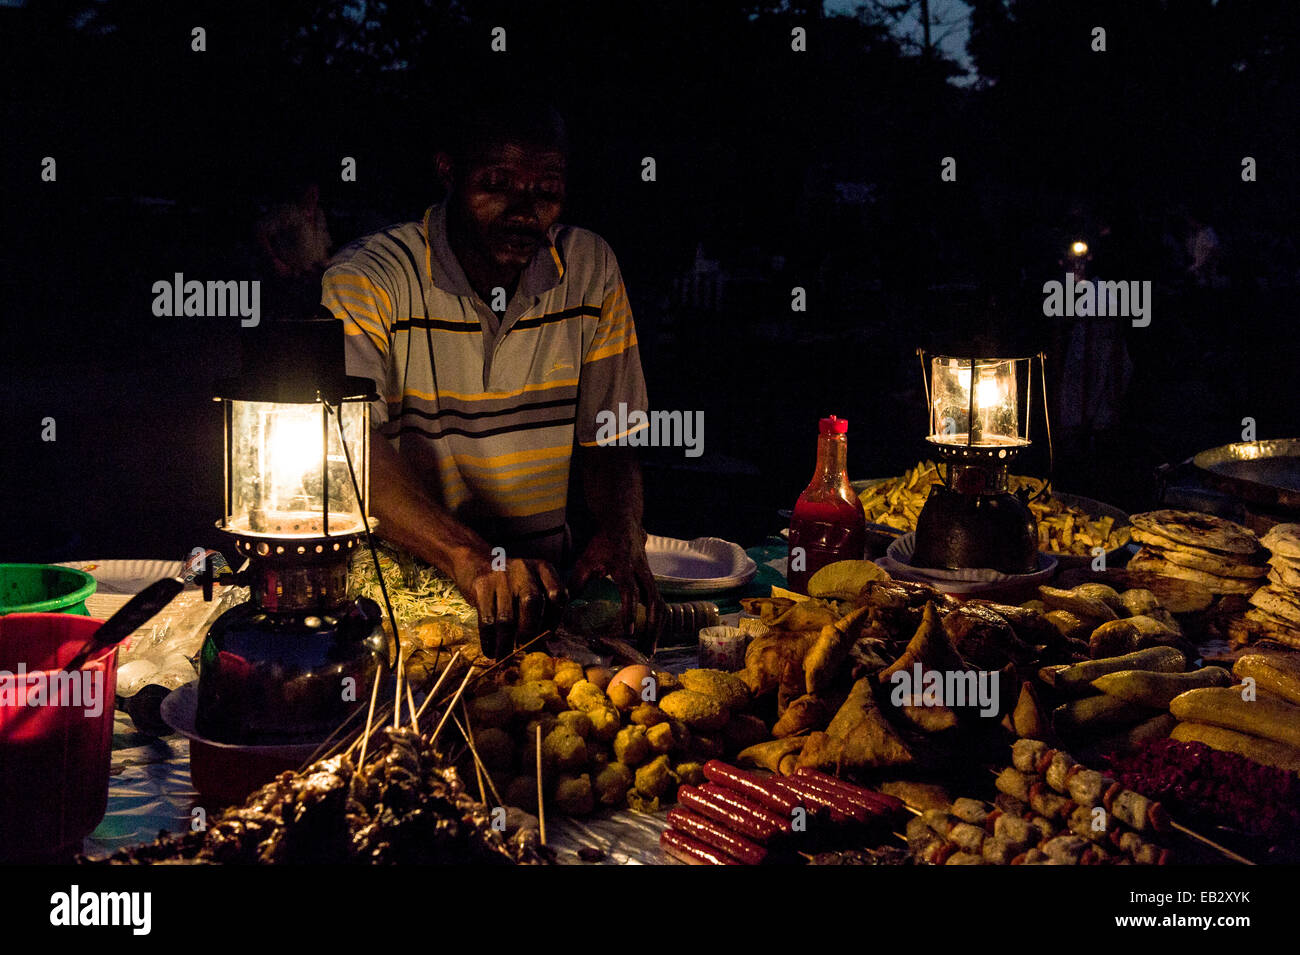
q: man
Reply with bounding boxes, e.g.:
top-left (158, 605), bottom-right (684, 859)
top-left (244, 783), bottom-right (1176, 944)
top-left (321, 97), bottom-right (662, 653)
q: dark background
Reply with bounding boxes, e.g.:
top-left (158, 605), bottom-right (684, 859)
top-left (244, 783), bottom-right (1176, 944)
top-left (1, 0), bottom-right (1297, 564)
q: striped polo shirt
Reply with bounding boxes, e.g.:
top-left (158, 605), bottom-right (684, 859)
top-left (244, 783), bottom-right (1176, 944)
top-left (321, 202), bottom-right (649, 565)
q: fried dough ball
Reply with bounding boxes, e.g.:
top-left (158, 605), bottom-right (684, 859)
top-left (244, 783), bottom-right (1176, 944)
top-left (523, 715), bottom-right (559, 742)
top-left (588, 704), bottom-right (622, 743)
top-left (468, 689), bottom-right (513, 729)
top-left (505, 775), bottom-right (538, 813)
top-left (508, 682), bottom-right (547, 717)
top-left (542, 726), bottom-right (588, 772)
top-left (630, 703), bottom-right (668, 727)
top-left (675, 761), bottom-right (706, 787)
top-left (645, 722), bottom-right (675, 754)
top-left (593, 762), bottom-right (635, 806)
top-left (566, 679), bottom-right (611, 712)
top-left (635, 754), bottom-right (677, 799)
top-left (553, 660), bottom-right (586, 693)
top-left (659, 689), bottom-right (728, 732)
top-left (614, 724), bottom-right (651, 767)
top-left (554, 774), bottom-right (595, 816)
top-left (519, 652), bottom-right (556, 683)
top-left (474, 727), bottom-right (514, 772)
top-left (556, 710), bottom-right (593, 739)
top-left (680, 668), bottom-right (750, 711)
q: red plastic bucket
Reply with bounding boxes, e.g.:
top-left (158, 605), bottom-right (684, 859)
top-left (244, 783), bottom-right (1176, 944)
top-left (0, 612), bottom-right (117, 862)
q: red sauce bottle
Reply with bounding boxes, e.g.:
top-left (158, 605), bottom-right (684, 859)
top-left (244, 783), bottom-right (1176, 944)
top-left (786, 415), bottom-right (867, 594)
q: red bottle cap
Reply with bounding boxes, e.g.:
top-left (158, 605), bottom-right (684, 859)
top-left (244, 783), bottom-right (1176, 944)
top-left (819, 415), bottom-right (848, 435)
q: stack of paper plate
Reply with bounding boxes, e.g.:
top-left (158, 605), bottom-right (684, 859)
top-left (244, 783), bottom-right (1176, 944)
top-left (645, 535), bottom-right (757, 596)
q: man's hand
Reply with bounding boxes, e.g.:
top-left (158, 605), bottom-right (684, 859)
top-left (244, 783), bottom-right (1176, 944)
top-left (569, 524), bottom-right (664, 645)
top-left (452, 552), bottom-right (566, 658)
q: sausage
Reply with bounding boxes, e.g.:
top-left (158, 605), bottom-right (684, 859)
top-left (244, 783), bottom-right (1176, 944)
top-left (772, 775), bottom-right (868, 823)
top-left (666, 808), bottom-right (768, 865)
top-left (677, 785), bottom-right (781, 842)
top-left (701, 761), bottom-right (801, 816)
top-left (698, 783), bottom-right (793, 833)
top-left (790, 768), bottom-right (905, 814)
top-left (660, 828), bottom-right (741, 865)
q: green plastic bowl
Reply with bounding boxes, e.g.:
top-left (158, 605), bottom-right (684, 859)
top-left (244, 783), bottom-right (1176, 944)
top-left (0, 564), bottom-right (97, 616)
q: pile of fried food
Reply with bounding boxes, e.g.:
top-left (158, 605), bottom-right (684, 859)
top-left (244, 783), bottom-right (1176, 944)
top-left (462, 652), bottom-right (773, 816)
top-left (732, 567), bottom-right (1107, 777)
top-left (728, 557), bottom-right (1262, 779)
top-left (857, 461), bottom-right (1131, 556)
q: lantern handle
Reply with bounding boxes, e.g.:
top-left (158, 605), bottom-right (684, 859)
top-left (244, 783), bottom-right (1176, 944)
top-left (1025, 352), bottom-right (1055, 503)
top-left (326, 400), bottom-right (399, 673)
top-left (917, 348), bottom-right (933, 438)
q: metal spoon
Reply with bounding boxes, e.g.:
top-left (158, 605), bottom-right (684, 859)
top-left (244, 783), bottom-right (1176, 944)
top-left (62, 577), bottom-right (185, 672)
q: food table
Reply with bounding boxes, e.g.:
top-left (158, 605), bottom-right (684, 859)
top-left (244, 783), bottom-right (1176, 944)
top-left (34, 491), bottom-right (1300, 869)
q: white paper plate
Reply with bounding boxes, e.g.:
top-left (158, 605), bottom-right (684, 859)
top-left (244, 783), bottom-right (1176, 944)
top-left (645, 535), bottom-right (757, 595)
top-left (877, 533), bottom-right (1058, 594)
top-left (55, 559), bottom-right (183, 595)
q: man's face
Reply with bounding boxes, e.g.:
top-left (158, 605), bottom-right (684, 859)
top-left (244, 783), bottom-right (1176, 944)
top-left (450, 140), bottom-right (567, 271)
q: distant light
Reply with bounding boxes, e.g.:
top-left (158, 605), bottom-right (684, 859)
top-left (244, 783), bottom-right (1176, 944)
top-left (1071, 241), bottom-right (1089, 257)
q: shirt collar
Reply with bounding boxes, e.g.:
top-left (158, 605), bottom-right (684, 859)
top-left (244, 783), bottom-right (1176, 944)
top-left (423, 202), bottom-right (565, 299)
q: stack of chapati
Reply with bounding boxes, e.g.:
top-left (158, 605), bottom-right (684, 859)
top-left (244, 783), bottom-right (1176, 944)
top-left (1245, 524), bottom-right (1300, 645)
top-left (1125, 509), bottom-right (1267, 611)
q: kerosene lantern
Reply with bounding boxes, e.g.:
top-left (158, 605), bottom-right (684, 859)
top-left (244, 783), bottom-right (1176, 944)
top-left (912, 352), bottom-right (1046, 574)
top-left (197, 320), bottom-right (387, 745)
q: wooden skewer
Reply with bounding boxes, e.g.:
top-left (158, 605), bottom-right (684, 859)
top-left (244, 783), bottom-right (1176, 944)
top-left (413, 650), bottom-right (463, 723)
top-left (393, 649), bottom-right (403, 730)
top-left (355, 663), bottom-right (384, 770)
top-left (536, 723), bottom-right (546, 846)
top-left (429, 666), bottom-right (477, 751)
top-left (454, 710), bottom-right (503, 809)
top-left (1167, 820), bottom-right (1256, 866)
top-left (405, 681), bottom-right (420, 735)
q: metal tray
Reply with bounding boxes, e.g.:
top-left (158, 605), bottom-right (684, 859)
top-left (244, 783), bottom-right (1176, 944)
top-left (1193, 438), bottom-right (1300, 512)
